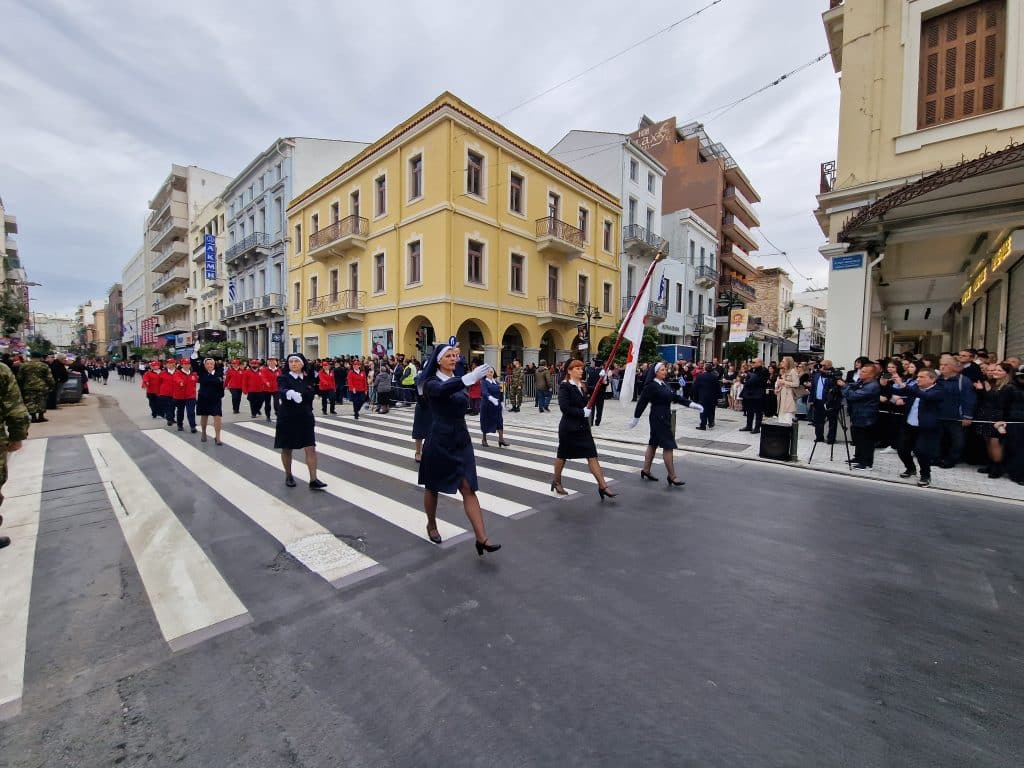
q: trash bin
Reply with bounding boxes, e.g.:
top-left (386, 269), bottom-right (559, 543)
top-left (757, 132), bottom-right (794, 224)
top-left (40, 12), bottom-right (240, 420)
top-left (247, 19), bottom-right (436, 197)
top-left (758, 420), bottom-right (799, 461)
top-left (59, 373), bottom-right (84, 404)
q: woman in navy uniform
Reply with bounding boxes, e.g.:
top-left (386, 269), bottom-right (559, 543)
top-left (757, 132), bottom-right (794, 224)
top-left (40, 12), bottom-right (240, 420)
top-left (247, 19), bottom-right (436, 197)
top-left (196, 357), bottom-right (225, 445)
top-left (418, 343), bottom-right (500, 555)
top-left (479, 366), bottom-right (509, 448)
top-left (275, 353), bottom-right (327, 490)
top-left (551, 358), bottom-right (615, 499)
top-left (629, 361), bottom-right (704, 486)
top-left (411, 369), bottom-right (433, 463)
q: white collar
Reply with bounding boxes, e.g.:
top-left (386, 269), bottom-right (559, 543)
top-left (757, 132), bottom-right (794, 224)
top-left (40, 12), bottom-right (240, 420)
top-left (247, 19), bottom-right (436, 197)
top-left (437, 371), bottom-right (452, 381)
top-left (654, 378), bottom-right (664, 386)
top-left (289, 371), bottom-right (302, 379)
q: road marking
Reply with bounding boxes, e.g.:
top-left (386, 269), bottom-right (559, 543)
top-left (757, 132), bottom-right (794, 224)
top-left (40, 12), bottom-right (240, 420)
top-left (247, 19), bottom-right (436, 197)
top-left (144, 430), bottom-right (383, 586)
top-left (210, 429), bottom-right (468, 546)
top-left (238, 421), bottom-right (528, 518)
top-left (85, 434), bottom-right (252, 652)
top-left (0, 439), bottom-right (47, 721)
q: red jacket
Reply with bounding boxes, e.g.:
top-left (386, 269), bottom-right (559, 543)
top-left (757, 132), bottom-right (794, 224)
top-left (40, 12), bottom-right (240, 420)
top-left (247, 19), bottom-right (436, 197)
top-left (225, 366), bottom-right (244, 390)
top-left (259, 367), bottom-right (280, 393)
top-left (172, 369), bottom-right (199, 400)
top-left (242, 367), bottom-right (261, 394)
top-left (317, 369), bottom-right (335, 391)
top-left (141, 370), bottom-right (160, 394)
top-left (157, 370), bottom-right (176, 397)
top-left (347, 368), bottom-right (368, 393)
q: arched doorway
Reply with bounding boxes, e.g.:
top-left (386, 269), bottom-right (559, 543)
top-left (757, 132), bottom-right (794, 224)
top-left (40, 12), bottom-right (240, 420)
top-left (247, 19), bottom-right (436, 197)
top-left (539, 330), bottom-right (558, 365)
top-left (456, 320), bottom-right (487, 365)
top-left (404, 315), bottom-right (436, 361)
top-left (501, 326), bottom-right (524, 370)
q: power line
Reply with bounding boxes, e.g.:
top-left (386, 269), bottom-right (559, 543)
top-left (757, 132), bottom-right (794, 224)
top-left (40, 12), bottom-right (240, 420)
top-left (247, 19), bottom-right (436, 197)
top-left (757, 229), bottom-right (817, 287)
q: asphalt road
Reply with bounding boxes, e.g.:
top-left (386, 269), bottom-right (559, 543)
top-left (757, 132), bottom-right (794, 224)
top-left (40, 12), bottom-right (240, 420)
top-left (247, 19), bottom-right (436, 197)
top-left (0, 382), bottom-right (1022, 767)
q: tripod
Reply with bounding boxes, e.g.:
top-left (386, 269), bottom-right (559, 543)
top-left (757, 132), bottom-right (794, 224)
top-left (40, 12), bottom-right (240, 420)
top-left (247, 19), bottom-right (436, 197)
top-left (807, 400), bottom-right (852, 466)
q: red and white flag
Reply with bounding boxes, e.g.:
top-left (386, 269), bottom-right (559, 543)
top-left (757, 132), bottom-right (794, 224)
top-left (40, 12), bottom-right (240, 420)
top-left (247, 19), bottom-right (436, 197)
top-left (617, 274), bottom-right (655, 406)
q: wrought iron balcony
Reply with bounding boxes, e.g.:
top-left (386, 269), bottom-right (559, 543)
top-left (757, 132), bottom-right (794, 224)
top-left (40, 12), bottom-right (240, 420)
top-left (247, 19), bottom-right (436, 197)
top-left (621, 296), bottom-right (667, 323)
top-left (306, 290), bottom-right (367, 322)
top-left (225, 232), bottom-right (272, 265)
top-left (622, 223), bottom-right (669, 258)
top-left (309, 216), bottom-right (369, 260)
top-left (536, 217), bottom-right (584, 257)
top-left (820, 160), bottom-right (836, 194)
top-left (719, 276), bottom-right (756, 302)
top-left (695, 264), bottom-right (719, 288)
top-left (222, 292), bottom-right (285, 322)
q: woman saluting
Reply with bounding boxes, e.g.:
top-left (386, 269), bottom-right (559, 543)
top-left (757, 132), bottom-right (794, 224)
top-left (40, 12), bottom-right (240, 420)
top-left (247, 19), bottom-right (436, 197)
top-left (629, 361), bottom-right (703, 486)
top-left (418, 343), bottom-right (500, 556)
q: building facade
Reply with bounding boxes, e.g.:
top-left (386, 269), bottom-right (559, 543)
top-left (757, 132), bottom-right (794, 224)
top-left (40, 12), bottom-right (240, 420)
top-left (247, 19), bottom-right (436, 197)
top-left (31, 313), bottom-right (75, 351)
top-left (1, 195), bottom-right (29, 341)
top-left (816, 0), bottom-right (1024, 363)
top-left (747, 267), bottom-right (795, 361)
top-left (188, 197), bottom-right (227, 345)
top-left (660, 209), bottom-right (720, 360)
top-left (121, 245), bottom-right (147, 353)
top-left (287, 92), bottom-right (622, 368)
top-left (222, 138), bottom-right (368, 361)
top-left (791, 287), bottom-right (828, 355)
top-left (105, 283), bottom-right (123, 356)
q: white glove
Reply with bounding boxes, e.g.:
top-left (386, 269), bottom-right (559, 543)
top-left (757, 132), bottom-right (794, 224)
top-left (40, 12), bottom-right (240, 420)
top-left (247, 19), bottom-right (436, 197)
top-left (598, 369), bottom-right (609, 381)
top-left (688, 403), bottom-right (704, 413)
top-left (583, 407), bottom-right (592, 418)
top-left (628, 417), bottom-right (639, 429)
top-left (487, 395), bottom-right (499, 406)
top-left (285, 390), bottom-right (302, 403)
top-left (461, 365), bottom-right (490, 387)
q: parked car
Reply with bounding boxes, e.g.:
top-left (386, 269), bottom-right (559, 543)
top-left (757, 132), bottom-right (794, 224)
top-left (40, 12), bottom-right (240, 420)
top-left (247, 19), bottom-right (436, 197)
top-left (59, 371), bottom-right (83, 404)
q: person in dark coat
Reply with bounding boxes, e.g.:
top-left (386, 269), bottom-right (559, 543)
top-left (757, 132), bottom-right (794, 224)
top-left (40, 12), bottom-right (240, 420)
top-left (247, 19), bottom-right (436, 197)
top-left (837, 362), bottom-right (881, 469)
top-left (584, 358), bottom-right (609, 426)
top-left (629, 362), bottom-right (704, 485)
top-left (47, 354), bottom-right (68, 410)
top-left (551, 358), bottom-right (615, 499)
top-left (808, 360), bottom-right (840, 443)
top-left (690, 362), bottom-right (720, 430)
top-left (738, 359), bottom-right (769, 433)
top-left (891, 368), bottom-right (944, 487)
top-left (418, 343), bottom-right (499, 555)
top-left (275, 353), bottom-right (326, 490)
top-left (479, 367), bottom-right (509, 447)
top-left (196, 357), bottom-right (225, 445)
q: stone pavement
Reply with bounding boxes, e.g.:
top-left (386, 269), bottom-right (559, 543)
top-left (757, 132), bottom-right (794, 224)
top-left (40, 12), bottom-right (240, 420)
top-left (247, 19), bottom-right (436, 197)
top-left (494, 391), bottom-right (1024, 503)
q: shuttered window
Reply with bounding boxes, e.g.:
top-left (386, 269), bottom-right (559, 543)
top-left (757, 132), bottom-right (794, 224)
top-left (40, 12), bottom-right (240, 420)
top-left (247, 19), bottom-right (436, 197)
top-left (918, 1), bottom-right (1005, 129)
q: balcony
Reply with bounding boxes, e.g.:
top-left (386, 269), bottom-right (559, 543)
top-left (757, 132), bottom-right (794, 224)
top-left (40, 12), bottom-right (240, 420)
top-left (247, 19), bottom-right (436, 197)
top-left (152, 189), bottom-right (187, 227)
top-left (306, 290), bottom-right (367, 323)
top-left (536, 217), bottom-right (584, 257)
top-left (308, 216), bottom-right (369, 261)
top-left (695, 264), bottom-right (719, 288)
top-left (153, 266), bottom-right (189, 294)
top-left (620, 295), bottom-right (667, 324)
top-left (224, 232), bottom-right (272, 267)
top-left (723, 186), bottom-right (760, 228)
top-left (622, 224), bottom-right (669, 259)
top-left (151, 240), bottom-right (189, 273)
top-left (722, 213), bottom-right (758, 254)
top-left (820, 160), bottom-right (836, 194)
top-left (222, 292), bottom-right (285, 323)
top-left (153, 294), bottom-right (190, 313)
top-left (151, 215), bottom-right (188, 251)
top-left (536, 297), bottom-right (580, 324)
top-left (4, 214), bottom-right (16, 235)
top-left (719, 276), bottom-right (756, 302)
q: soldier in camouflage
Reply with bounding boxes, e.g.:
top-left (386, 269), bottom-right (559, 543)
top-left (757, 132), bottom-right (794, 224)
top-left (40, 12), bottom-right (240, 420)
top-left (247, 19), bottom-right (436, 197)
top-left (17, 357), bottom-right (56, 423)
top-left (0, 361), bottom-right (31, 550)
top-left (509, 359), bottom-right (524, 412)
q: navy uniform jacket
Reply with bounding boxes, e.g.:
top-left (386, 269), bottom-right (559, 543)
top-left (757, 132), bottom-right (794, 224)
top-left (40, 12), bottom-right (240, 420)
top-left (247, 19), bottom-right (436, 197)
top-left (418, 374), bottom-right (478, 493)
top-left (691, 371), bottom-right (720, 406)
top-left (274, 371), bottom-right (317, 449)
top-left (896, 381), bottom-right (944, 430)
top-left (557, 381), bottom-right (597, 459)
top-left (842, 379), bottom-right (881, 427)
top-left (740, 366), bottom-right (769, 400)
top-left (635, 379), bottom-right (692, 450)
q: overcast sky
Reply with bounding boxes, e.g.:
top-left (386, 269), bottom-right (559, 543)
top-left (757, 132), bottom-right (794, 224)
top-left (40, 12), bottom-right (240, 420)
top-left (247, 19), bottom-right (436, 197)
top-left (0, 0), bottom-right (839, 316)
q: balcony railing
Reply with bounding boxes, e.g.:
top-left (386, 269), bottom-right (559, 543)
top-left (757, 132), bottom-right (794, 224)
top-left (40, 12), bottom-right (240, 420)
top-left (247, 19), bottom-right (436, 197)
top-left (536, 216), bottom-right (584, 255)
top-left (153, 266), bottom-right (189, 293)
top-left (820, 160), bottom-right (836, 194)
top-left (695, 264), bottom-right (719, 286)
top-left (622, 223), bottom-right (669, 256)
top-left (309, 216), bottom-right (369, 256)
top-left (621, 296), bottom-right (668, 322)
top-left (536, 297), bottom-right (580, 318)
top-left (719, 276), bottom-right (756, 301)
top-left (225, 232), bottom-right (272, 264)
top-left (222, 292), bottom-right (285, 320)
top-left (722, 213), bottom-right (757, 252)
top-left (307, 290), bottom-right (366, 317)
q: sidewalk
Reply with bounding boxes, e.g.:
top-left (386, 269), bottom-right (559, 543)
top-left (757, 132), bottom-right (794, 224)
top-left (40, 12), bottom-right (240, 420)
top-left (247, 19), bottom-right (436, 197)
top-left (496, 392), bottom-right (1024, 503)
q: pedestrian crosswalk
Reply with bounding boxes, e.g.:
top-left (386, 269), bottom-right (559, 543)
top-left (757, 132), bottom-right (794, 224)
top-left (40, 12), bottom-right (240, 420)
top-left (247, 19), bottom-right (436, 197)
top-left (2, 406), bottom-right (683, 720)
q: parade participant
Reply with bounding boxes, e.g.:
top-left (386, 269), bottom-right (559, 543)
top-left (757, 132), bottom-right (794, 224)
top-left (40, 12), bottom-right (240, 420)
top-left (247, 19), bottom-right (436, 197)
top-left (276, 353), bottom-right (326, 490)
top-left (479, 366), bottom-right (509, 448)
top-left (551, 358), bottom-right (615, 499)
top-left (141, 361), bottom-right (163, 419)
top-left (347, 358), bottom-right (368, 419)
top-left (418, 343), bottom-right (499, 554)
top-left (16, 356), bottom-right (55, 423)
top-left (172, 357), bottom-right (199, 433)
top-left (0, 361), bottom-right (30, 550)
top-left (411, 367), bottom-right (432, 463)
top-left (224, 359), bottom-right (245, 414)
top-left (243, 359), bottom-right (264, 419)
top-left (316, 360), bottom-right (336, 414)
top-left (508, 359), bottom-right (524, 412)
top-left (629, 361), bottom-right (704, 486)
top-left (196, 357), bottom-right (225, 445)
top-left (374, 362), bottom-right (392, 414)
top-left (259, 357), bottom-right (282, 421)
top-left (158, 359), bottom-right (177, 425)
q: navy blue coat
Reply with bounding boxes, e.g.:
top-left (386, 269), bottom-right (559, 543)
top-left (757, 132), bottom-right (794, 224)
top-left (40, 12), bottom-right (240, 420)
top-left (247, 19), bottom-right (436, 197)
top-left (557, 381), bottom-right (597, 459)
top-left (635, 379), bottom-right (693, 449)
top-left (808, 371), bottom-right (838, 405)
top-left (479, 378), bottom-right (504, 435)
top-left (898, 381), bottom-right (944, 430)
top-left (938, 373), bottom-right (977, 420)
top-left (691, 371), bottom-right (720, 406)
top-left (274, 372), bottom-right (317, 449)
top-left (418, 374), bottom-right (478, 493)
top-left (842, 379), bottom-right (881, 427)
top-left (740, 366), bottom-right (769, 400)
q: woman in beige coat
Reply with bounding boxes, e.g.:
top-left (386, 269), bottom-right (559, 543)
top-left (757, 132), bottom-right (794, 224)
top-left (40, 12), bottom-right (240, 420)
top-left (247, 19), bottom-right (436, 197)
top-left (776, 356), bottom-right (802, 423)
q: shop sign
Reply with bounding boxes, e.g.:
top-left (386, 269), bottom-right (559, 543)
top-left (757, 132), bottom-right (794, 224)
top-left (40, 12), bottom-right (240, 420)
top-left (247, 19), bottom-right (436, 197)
top-left (962, 235), bottom-right (1015, 305)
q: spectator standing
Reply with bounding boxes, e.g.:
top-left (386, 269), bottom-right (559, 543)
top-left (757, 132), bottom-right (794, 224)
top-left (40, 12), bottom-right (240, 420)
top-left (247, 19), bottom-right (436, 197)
top-left (534, 359), bottom-right (553, 412)
top-left (892, 368), bottom-right (944, 487)
top-left (973, 363), bottom-right (1016, 478)
top-left (838, 362), bottom-right (881, 469)
top-left (739, 359), bottom-right (769, 433)
top-left (936, 353), bottom-right (977, 467)
top-left (691, 363), bottom-right (720, 430)
top-left (775, 356), bottom-right (802, 424)
top-left (808, 360), bottom-right (840, 444)
top-left (46, 354), bottom-right (68, 411)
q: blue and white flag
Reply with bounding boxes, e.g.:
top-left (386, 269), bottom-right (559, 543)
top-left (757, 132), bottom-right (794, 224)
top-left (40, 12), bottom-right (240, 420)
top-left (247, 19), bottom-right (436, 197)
top-left (656, 275), bottom-right (668, 303)
top-left (228, 277), bottom-right (236, 302)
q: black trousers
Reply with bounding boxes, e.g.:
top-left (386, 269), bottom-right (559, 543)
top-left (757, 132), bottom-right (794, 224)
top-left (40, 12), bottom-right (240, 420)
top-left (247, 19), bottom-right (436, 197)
top-left (809, 400), bottom-right (838, 442)
top-left (248, 393), bottom-right (268, 417)
top-left (898, 425), bottom-right (938, 480)
top-left (592, 396), bottom-right (605, 426)
top-left (850, 425), bottom-right (875, 467)
top-left (175, 399), bottom-right (196, 430)
top-left (745, 400), bottom-right (764, 431)
top-left (320, 391), bottom-right (336, 413)
top-left (147, 393), bottom-right (160, 418)
top-left (161, 395), bottom-right (175, 422)
top-left (229, 388), bottom-right (242, 414)
top-left (699, 400), bottom-right (716, 428)
top-left (938, 421), bottom-right (965, 465)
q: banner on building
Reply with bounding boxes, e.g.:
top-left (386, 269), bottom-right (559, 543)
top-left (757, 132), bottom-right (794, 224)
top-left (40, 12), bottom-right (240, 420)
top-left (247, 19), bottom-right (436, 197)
top-left (576, 322), bottom-right (589, 350)
top-left (727, 309), bottom-right (749, 343)
top-left (140, 316), bottom-right (157, 344)
top-left (204, 234), bottom-right (217, 280)
top-left (798, 329), bottom-right (812, 352)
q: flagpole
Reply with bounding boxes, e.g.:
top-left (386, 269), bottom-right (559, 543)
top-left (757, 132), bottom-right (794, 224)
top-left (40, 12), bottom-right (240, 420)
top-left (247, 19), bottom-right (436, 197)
top-left (586, 248), bottom-right (667, 410)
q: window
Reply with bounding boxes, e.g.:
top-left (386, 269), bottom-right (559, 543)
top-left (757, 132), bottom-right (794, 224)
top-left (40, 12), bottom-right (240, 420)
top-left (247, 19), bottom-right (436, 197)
top-left (577, 274), bottom-right (589, 306)
top-left (274, 198), bottom-right (282, 233)
top-left (330, 268), bottom-right (339, 296)
top-left (918, 1), bottom-right (1005, 129)
top-left (309, 275), bottom-right (318, 301)
top-left (407, 240), bottom-right (421, 285)
top-left (350, 262), bottom-right (359, 293)
top-left (330, 202), bottom-right (340, 224)
top-left (509, 172), bottom-right (524, 213)
top-left (602, 220), bottom-right (612, 252)
top-left (311, 213), bottom-right (319, 234)
top-left (239, 221), bottom-right (246, 239)
top-left (628, 198), bottom-right (637, 227)
top-left (373, 252), bottom-right (385, 293)
top-left (689, 240), bottom-right (695, 265)
top-left (629, 159), bottom-right (639, 181)
top-left (676, 284), bottom-right (684, 314)
top-left (548, 191), bottom-right (560, 219)
top-left (258, 176), bottom-right (265, 193)
top-left (293, 281), bottom-right (301, 309)
top-left (698, 294), bottom-right (704, 316)
top-left (578, 207), bottom-right (589, 242)
top-left (646, 207), bottom-right (654, 233)
top-left (467, 240), bottom-right (484, 285)
top-left (275, 163), bottom-right (282, 181)
top-left (467, 150), bottom-right (484, 197)
top-left (602, 283), bottom-right (612, 314)
top-left (687, 289), bottom-right (694, 314)
top-left (626, 265), bottom-right (635, 297)
top-left (409, 154), bottom-right (423, 200)
top-left (647, 172), bottom-right (655, 193)
top-left (350, 189), bottom-right (360, 218)
top-left (294, 223), bottom-right (302, 252)
top-left (510, 253), bottom-right (525, 293)
top-left (374, 175), bottom-right (386, 217)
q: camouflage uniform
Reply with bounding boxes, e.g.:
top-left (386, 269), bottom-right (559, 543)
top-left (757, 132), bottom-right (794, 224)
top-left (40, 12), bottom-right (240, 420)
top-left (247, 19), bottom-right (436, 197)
top-left (16, 360), bottom-right (55, 420)
top-left (509, 363), bottom-right (524, 411)
top-left (0, 362), bottom-right (30, 489)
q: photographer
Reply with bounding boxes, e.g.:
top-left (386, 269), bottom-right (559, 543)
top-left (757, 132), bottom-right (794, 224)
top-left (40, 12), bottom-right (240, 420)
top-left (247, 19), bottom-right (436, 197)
top-left (837, 362), bottom-right (881, 469)
top-left (808, 360), bottom-right (840, 444)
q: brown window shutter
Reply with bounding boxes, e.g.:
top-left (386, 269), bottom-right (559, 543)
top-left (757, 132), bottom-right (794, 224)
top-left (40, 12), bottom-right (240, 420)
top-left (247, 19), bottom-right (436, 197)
top-left (918, 1), bottom-right (1005, 130)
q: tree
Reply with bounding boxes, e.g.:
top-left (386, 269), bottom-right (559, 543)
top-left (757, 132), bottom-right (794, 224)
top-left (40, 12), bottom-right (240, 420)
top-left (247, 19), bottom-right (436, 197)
top-left (198, 339), bottom-right (245, 361)
top-left (597, 325), bottom-right (661, 366)
top-left (0, 290), bottom-right (27, 336)
top-left (128, 345), bottom-right (160, 360)
top-left (27, 337), bottom-right (53, 358)
top-left (724, 337), bottom-right (758, 364)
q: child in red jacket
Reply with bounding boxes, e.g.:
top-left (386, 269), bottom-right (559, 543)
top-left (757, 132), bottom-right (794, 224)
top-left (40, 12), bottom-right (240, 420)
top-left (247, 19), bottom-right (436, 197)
top-left (317, 361), bottom-right (336, 414)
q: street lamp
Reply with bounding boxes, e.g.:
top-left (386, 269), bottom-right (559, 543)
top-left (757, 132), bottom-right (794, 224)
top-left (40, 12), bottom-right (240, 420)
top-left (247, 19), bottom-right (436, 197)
top-left (574, 303), bottom-right (602, 363)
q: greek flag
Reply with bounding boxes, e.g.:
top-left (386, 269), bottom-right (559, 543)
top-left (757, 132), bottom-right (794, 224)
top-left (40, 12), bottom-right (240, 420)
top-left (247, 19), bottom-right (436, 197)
top-left (228, 277), bottom-right (236, 302)
top-left (656, 276), bottom-right (668, 303)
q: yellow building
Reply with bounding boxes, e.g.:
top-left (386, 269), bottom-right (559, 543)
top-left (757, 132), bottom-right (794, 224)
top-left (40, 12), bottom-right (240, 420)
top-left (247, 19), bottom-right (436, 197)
top-left (286, 92), bottom-right (622, 367)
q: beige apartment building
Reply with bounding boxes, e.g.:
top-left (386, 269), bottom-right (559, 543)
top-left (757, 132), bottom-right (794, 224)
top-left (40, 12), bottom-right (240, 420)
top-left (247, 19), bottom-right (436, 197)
top-left (816, 0), bottom-right (1024, 363)
top-left (188, 198), bottom-right (227, 345)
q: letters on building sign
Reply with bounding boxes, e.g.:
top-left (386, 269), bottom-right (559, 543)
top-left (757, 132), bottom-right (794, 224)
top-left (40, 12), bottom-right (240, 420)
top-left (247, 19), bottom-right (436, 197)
top-left (961, 236), bottom-right (1014, 306)
top-left (633, 120), bottom-right (672, 151)
top-left (991, 236), bottom-right (1012, 271)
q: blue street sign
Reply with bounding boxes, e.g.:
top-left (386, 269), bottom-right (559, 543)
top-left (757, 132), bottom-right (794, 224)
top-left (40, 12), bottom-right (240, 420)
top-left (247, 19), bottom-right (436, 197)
top-left (271, 333), bottom-right (282, 343)
top-left (204, 234), bottom-right (217, 280)
top-left (448, 335), bottom-right (457, 347)
top-left (831, 253), bottom-right (864, 271)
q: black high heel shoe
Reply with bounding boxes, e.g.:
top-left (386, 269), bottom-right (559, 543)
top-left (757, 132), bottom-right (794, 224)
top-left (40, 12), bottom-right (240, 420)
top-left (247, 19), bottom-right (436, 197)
top-left (427, 527), bottom-right (442, 545)
top-left (598, 486), bottom-right (617, 500)
top-left (640, 470), bottom-right (659, 481)
top-left (550, 480), bottom-right (568, 495)
top-left (475, 539), bottom-right (501, 556)
top-left (666, 476), bottom-right (685, 486)
top-left (498, 440), bottom-right (510, 447)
